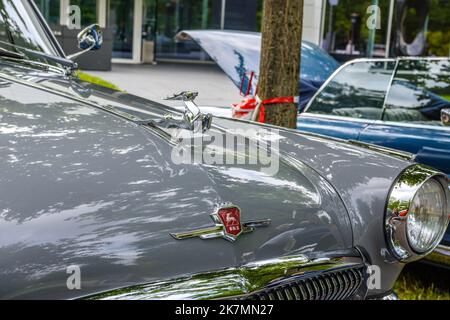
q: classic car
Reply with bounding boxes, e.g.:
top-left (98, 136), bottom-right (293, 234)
top-left (0, 0), bottom-right (449, 300)
top-left (179, 30), bottom-right (450, 268)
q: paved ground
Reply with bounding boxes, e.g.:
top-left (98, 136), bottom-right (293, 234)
top-left (89, 63), bottom-right (242, 117)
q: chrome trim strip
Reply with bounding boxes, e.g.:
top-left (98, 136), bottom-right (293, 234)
top-left (372, 119), bottom-right (450, 131)
top-left (83, 254), bottom-right (366, 300)
top-left (368, 291), bottom-right (399, 300)
top-left (423, 244), bottom-right (450, 267)
top-left (347, 140), bottom-right (415, 161)
top-left (299, 112), bottom-right (378, 124)
top-left (381, 58), bottom-right (400, 119)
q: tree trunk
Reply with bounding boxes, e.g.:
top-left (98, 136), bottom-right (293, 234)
top-left (258, 0), bottom-right (303, 129)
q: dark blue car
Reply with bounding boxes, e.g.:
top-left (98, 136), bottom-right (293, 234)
top-left (179, 31), bottom-right (450, 268)
top-left (298, 58), bottom-right (450, 177)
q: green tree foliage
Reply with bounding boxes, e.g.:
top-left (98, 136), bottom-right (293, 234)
top-left (427, 0), bottom-right (450, 57)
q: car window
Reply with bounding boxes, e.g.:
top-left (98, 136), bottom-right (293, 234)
top-left (306, 60), bottom-right (396, 120)
top-left (383, 59), bottom-right (450, 124)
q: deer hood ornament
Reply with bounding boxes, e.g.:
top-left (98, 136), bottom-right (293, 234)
top-left (164, 91), bottom-right (213, 133)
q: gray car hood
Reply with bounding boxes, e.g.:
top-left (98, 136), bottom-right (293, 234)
top-left (0, 63), bottom-right (411, 299)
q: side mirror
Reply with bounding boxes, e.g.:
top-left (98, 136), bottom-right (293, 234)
top-left (441, 109), bottom-right (450, 126)
top-left (67, 24), bottom-right (103, 60)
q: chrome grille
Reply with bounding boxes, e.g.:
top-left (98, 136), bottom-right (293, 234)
top-left (241, 264), bottom-right (366, 300)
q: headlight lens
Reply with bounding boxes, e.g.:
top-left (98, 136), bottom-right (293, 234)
top-left (386, 165), bottom-right (449, 262)
top-left (406, 179), bottom-right (447, 253)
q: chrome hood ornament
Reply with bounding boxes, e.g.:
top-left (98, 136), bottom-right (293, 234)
top-left (164, 91), bottom-right (212, 133)
top-left (170, 203), bottom-right (271, 242)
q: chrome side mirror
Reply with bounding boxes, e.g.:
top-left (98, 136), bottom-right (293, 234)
top-left (67, 24), bottom-right (103, 60)
top-left (441, 108), bottom-right (450, 126)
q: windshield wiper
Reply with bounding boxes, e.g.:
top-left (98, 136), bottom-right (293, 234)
top-left (21, 48), bottom-right (78, 70)
top-left (0, 47), bottom-right (24, 60)
top-left (0, 40), bottom-right (77, 71)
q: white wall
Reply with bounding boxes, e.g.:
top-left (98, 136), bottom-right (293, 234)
top-left (302, 0), bottom-right (324, 45)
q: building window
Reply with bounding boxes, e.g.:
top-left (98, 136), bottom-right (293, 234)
top-left (224, 0), bottom-right (258, 31)
top-left (152, 0), bottom-right (219, 60)
top-left (108, 0), bottom-right (134, 59)
top-left (151, 0), bottom-right (260, 61)
top-left (322, 0), bottom-right (391, 58)
top-left (70, 0), bottom-right (98, 26)
top-left (322, 0), bottom-right (450, 59)
top-left (34, 0), bottom-right (60, 25)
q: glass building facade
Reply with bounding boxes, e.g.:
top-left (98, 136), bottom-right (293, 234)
top-left (322, 0), bottom-right (450, 59)
top-left (150, 0), bottom-right (260, 60)
top-left (35, 0), bottom-right (263, 63)
top-left (34, 0), bottom-right (450, 64)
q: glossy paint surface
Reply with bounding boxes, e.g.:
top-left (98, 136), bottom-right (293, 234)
top-left (0, 61), bottom-right (413, 299)
top-left (298, 114), bottom-right (450, 174)
top-left (297, 114), bottom-right (370, 141)
top-left (0, 62), bottom-right (353, 299)
top-left (359, 123), bottom-right (450, 174)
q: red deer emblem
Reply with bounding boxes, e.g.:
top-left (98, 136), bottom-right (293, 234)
top-left (218, 206), bottom-right (242, 238)
top-left (170, 203), bottom-right (271, 242)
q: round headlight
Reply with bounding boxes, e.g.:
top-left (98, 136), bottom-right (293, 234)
top-left (406, 179), bottom-right (447, 253)
top-left (385, 165), bottom-right (449, 262)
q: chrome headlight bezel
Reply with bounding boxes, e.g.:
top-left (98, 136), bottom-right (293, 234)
top-left (385, 165), bottom-right (450, 262)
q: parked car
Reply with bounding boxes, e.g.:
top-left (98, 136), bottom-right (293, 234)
top-left (181, 30), bottom-right (450, 268)
top-left (299, 58), bottom-right (450, 269)
top-left (0, 1), bottom-right (448, 300)
top-left (176, 30), bottom-right (340, 111)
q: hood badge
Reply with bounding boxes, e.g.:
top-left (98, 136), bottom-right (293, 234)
top-left (170, 203), bottom-right (271, 242)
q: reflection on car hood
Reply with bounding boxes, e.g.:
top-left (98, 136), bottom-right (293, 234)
top-left (0, 63), bottom-right (409, 299)
top-left (176, 30), bottom-right (340, 109)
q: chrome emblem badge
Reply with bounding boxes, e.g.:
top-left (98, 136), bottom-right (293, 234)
top-left (170, 203), bottom-right (271, 242)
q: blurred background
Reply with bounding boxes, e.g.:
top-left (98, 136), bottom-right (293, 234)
top-left (34, 0), bottom-right (450, 70)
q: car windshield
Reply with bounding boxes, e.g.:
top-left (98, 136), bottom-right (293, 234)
top-left (0, 0), bottom-right (60, 63)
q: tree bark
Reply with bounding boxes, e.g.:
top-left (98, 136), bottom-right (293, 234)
top-left (258, 0), bottom-right (303, 129)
